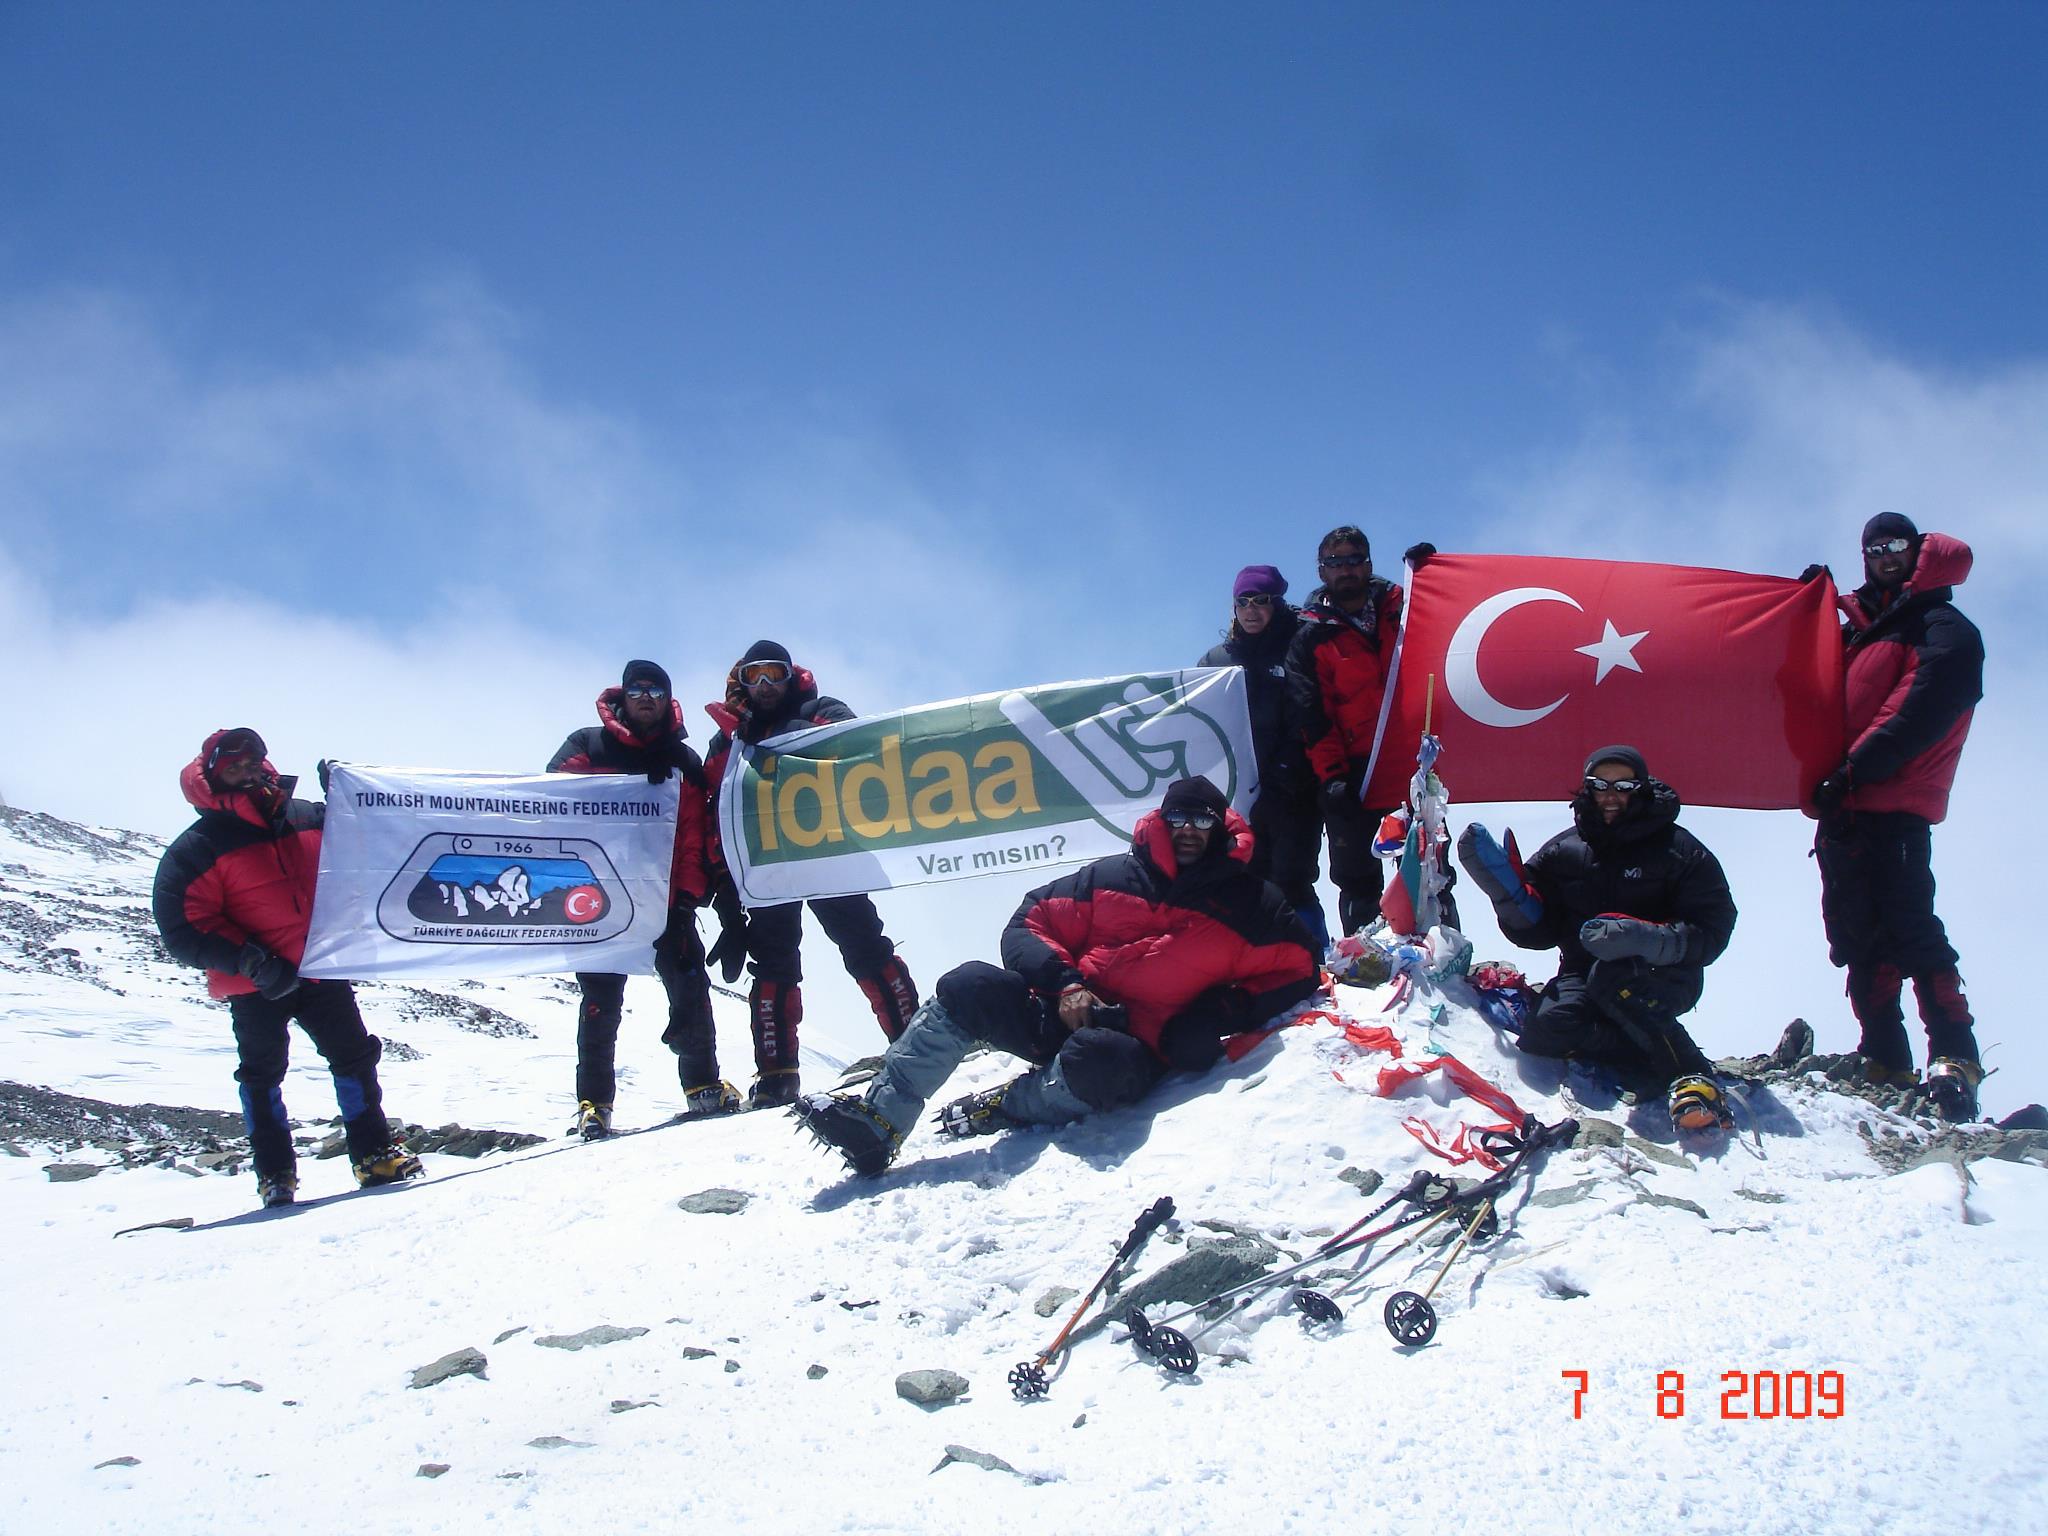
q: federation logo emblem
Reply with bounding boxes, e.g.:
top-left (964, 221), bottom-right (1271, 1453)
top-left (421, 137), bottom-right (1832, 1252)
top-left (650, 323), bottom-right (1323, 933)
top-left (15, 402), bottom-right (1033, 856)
top-left (377, 833), bottom-right (636, 944)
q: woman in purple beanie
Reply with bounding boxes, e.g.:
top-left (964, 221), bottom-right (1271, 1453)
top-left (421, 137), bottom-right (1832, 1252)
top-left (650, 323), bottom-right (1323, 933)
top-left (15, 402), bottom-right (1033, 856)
top-left (1199, 565), bottom-right (1331, 951)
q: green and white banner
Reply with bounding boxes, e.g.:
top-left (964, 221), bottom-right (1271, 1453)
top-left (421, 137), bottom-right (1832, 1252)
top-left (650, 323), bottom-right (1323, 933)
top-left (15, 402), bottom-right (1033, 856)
top-left (720, 669), bottom-right (1257, 905)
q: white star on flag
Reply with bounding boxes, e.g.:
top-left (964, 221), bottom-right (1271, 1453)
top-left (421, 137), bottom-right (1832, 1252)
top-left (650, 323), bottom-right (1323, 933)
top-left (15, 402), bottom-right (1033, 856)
top-left (1575, 619), bottom-right (1649, 684)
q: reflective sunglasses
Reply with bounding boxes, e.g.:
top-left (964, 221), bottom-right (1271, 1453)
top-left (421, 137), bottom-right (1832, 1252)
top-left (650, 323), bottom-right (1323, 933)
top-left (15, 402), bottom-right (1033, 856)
top-left (1863, 537), bottom-right (1912, 558)
top-left (1318, 553), bottom-right (1368, 569)
top-left (1234, 592), bottom-right (1275, 609)
top-left (1585, 775), bottom-right (1643, 794)
top-left (622, 684), bottom-right (669, 701)
top-left (739, 661), bottom-right (792, 687)
top-left (206, 729), bottom-right (266, 773)
top-left (1162, 808), bottom-right (1219, 830)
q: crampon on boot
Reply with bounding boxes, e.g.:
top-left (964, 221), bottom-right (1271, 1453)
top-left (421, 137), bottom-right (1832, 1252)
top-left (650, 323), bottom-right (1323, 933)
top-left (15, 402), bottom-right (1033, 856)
top-left (855, 956), bottom-right (920, 1042)
top-left (256, 1170), bottom-right (298, 1208)
top-left (571, 1100), bottom-right (615, 1140)
top-left (934, 1083), bottom-right (1014, 1140)
top-left (1667, 1074), bottom-right (1734, 1137)
top-left (682, 1080), bottom-right (744, 1118)
top-left (1918, 1058), bottom-right (1983, 1124)
top-left (352, 1144), bottom-right (425, 1187)
top-left (791, 1091), bottom-right (901, 1177)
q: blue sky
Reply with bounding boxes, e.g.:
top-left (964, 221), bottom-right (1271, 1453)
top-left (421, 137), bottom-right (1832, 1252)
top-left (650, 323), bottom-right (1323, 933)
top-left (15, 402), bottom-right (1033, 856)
top-left (2, 3), bottom-right (2044, 1105)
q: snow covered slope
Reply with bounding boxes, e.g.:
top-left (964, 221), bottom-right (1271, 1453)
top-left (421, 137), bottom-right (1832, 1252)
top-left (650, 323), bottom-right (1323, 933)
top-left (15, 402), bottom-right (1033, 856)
top-left (3, 806), bottom-right (2045, 1535)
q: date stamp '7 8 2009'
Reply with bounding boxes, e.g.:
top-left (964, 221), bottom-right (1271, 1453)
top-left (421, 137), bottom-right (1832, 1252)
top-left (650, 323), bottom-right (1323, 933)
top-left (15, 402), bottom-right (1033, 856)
top-left (1562, 1370), bottom-right (1846, 1420)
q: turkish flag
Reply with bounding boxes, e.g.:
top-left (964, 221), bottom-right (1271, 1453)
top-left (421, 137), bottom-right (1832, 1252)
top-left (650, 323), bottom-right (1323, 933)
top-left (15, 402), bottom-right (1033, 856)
top-left (1362, 554), bottom-right (1845, 811)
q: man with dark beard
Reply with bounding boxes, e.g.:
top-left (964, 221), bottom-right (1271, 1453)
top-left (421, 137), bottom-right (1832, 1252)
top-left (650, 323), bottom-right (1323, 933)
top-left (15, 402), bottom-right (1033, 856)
top-left (1458, 746), bottom-right (1739, 1138)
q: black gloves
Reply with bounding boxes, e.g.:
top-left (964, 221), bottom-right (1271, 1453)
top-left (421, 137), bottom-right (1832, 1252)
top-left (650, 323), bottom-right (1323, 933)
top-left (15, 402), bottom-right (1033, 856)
top-left (1403, 542), bottom-right (1438, 571)
top-left (1797, 563), bottom-right (1833, 585)
top-left (316, 759), bottom-right (335, 794)
top-left (706, 877), bottom-right (748, 983)
top-left (1811, 767), bottom-right (1853, 820)
top-left (1320, 776), bottom-right (1360, 815)
top-left (647, 764), bottom-right (673, 784)
top-left (1578, 917), bottom-right (1687, 968)
top-left (236, 943), bottom-right (301, 1000)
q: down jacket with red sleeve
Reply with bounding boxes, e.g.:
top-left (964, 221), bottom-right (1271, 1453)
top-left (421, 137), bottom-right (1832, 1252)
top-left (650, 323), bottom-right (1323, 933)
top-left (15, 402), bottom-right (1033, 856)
top-left (1284, 578), bottom-right (1405, 785)
top-left (151, 732), bottom-right (324, 1000)
top-left (549, 689), bottom-right (710, 904)
top-left (1839, 533), bottom-right (1983, 824)
top-left (1000, 809), bottom-right (1320, 1063)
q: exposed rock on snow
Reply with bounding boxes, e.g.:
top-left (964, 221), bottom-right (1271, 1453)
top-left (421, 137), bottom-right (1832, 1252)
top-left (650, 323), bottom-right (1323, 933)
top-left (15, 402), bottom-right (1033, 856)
top-left (933, 1444), bottom-right (1048, 1483)
top-left (1033, 1285), bottom-right (1079, 1317)
top-left (534, 1325), bottom-right (648, 1351)
top-left (43, 1162), bottom-right (103, 1182)
top-left (896, 1368), bottom-right (969, 1406)
top-left (677, 1187), bottom-right (750, 1213)
top-left (409, 1347), bottom-right (488, 1388)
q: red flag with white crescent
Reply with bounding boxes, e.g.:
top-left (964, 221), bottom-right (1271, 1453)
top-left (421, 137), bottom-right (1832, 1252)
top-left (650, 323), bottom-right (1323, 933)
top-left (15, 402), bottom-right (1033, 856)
top-left (1362, 554), bottom-right (1845, 810)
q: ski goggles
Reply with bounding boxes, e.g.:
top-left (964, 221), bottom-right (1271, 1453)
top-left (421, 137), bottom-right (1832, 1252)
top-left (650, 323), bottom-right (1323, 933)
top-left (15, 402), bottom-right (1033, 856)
top-left (622, 683), bottom-right (669, 701)
top-left (1233, 592), bottom-right (1275, 609)
top-left (738, 660), bottom-right (792, 687)
top-left (1584, 775), bottom-right (1643, 794)
top-left (1863, 536), bottom-right (1912, 557)
top-left (1162, 808), bottom-right (1220, 830)
top-left (206, 729), bottom-right (267, 773)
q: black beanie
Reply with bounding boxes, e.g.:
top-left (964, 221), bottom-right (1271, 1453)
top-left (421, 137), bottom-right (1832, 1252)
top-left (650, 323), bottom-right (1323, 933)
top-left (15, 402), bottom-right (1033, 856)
top-left (1161, 775), bottom-right (1231, 819)
top-left (621, 659), bottom-right (672, 694)
top-left (1582, 744), bottom-right (1649, 782)
top-left (740, 639), bottom-right (794, 669)
top-left (1861, 511), bottom-right (1920, 549)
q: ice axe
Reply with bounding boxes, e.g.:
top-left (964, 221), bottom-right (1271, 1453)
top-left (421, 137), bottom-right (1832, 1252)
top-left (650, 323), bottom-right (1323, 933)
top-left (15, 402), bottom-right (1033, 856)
top-left (1010, 1196), bottom-right (1175, 1401)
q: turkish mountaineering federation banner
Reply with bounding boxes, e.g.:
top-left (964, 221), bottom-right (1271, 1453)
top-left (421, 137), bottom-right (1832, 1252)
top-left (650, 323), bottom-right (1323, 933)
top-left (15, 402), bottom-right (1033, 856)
top-left (301, 765), bottom-right (681, 979)
top-left (722, 669), bottom-right (1257, 906)
top-left (1362, 554), bottom-right (1846, 811)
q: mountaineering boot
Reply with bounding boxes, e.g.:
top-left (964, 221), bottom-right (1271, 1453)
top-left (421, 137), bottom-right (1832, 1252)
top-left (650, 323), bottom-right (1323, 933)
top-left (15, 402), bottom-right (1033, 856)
top-left (352, 1143), bottom-right (425, 1187)
top-left (792, 1091), bottom-right (902, 1177)
top-left (1920, 1058), bottom-right (1983, 1124)
top-left (933, 1082), bottom-right (1017, 1140)
top-left (1667, 1074), bottom-right (1734, 1137)
top-left (855, 956), bottom-right (921, 1042)
top-left (682, 1080), bottom-right (744, 1118)
top-left (572, 1100), bottom-right (615, 1140)
top-left (1856, 1056), bottom-right (1921, 1092)
top-left (748, 1069), bottom-right (801, 1110)
top-left (256, 1170), bottom-right (298, 1208)
top-left (1771, 1019), bottom-right (1816, 1070)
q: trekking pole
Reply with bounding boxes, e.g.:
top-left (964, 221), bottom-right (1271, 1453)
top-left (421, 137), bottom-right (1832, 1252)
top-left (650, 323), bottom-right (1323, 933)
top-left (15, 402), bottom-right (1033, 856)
top-left (1290, 1199), bottom-right (1468, 1324)
top-left (1010, 1196), bottom-right (1175, 1401)
top-left (1382, 1195), bottom-right (1497, 1346)
top-left (1124, 1173), bottom-right (1467, 1375)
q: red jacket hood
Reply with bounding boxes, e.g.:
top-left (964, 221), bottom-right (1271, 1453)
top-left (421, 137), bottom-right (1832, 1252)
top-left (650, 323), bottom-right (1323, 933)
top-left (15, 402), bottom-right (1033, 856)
top-left (1132, 805), bottom-right (1256, 878)
top-left (179, 730), bottom-right (285, 828)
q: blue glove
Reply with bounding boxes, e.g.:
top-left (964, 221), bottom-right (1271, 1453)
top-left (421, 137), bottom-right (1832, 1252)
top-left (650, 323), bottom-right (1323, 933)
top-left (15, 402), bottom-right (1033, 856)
top-left (1456, 823), bottom-right (1542, 926)
top-left (1578, 916), bottom-right (1687, 967)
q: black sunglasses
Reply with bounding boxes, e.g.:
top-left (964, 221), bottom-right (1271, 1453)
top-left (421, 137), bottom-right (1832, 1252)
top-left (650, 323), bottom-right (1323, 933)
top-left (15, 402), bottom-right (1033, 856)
top-left (1585, 775), bottom-right (1643, 794)
top-left (1163, 808), bottom-right (1219, 830)
top-left (1319, 553), bottom-right (1368, 569)
top-left (623, 684), bottom-right (669, 701)
top-left (1863, 537), bottom-right (1912, 558)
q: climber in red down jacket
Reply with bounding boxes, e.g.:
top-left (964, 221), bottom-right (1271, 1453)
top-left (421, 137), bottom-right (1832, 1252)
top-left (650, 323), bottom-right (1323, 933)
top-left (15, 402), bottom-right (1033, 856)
top-left (151, 727), bottom-right (420, 1207)
top-left (1805, 513), bottom-right (1987, 1122)
top-left (793, 775), bottom-right (1321, 1176)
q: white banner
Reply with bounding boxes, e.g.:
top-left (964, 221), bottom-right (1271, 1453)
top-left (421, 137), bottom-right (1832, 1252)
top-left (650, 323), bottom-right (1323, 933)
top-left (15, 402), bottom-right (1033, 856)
top-left (302, 765), bottom-right (680, 980)
top-left (721, 668), bottom-right (1258, 906)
